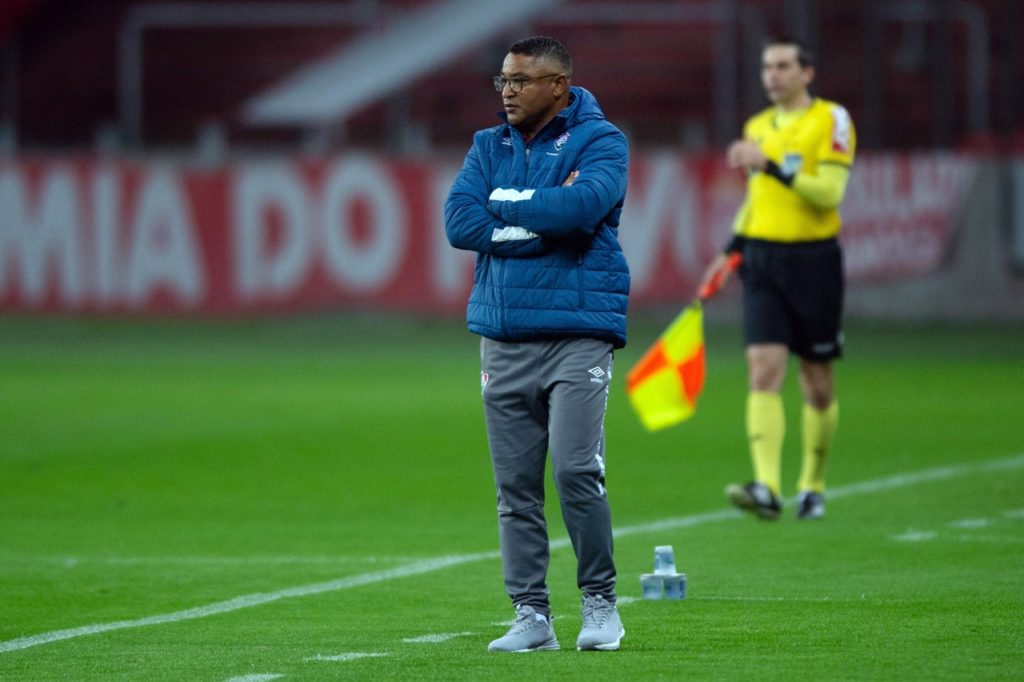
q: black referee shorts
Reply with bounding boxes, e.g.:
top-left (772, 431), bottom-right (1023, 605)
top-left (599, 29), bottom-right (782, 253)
top-left (740, 237), bottom-right (844, 362)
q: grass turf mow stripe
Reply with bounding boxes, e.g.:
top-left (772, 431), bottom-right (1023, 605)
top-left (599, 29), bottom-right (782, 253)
top-left (1, 453), bottom-right (1021, 655)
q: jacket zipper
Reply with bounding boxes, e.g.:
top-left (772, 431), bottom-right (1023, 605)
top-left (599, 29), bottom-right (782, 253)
top-left (502, 139), bottom-right (530, 336)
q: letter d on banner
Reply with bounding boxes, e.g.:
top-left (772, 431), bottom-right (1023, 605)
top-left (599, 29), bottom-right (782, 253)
top-left (232, 164), bottom-right (311, 299)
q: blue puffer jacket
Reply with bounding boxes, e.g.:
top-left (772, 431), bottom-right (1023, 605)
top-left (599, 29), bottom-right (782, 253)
top-left (444, 86), bottom-right (630, 348)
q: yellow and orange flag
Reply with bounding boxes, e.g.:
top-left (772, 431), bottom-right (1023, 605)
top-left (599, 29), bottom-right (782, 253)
top-left (626, 301), bottom-right (707, 431)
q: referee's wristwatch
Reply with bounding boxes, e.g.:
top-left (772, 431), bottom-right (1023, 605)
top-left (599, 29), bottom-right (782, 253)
top-left (763, 160), bottom-right (795, 186)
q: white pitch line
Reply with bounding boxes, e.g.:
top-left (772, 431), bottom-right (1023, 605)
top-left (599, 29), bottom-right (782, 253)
top-left (224, 675), bottom-right (283, 682)
top-left (305, 652), bottom-right (388, 662)
top-left (955, 534), bottom-right (1024, 544)
top-left (402, 632), bottom-right (475, 644)
top-left (949, 518), bottom-right (990, 529)
top-left (688, 595), bottom-right (838, 603)
top-left (891, 530), bottom-right (938, 542)
top-left (822, 454), bottom-right (1024, 501)
top-left (0, 552), bottom-right (496, 654)
top-left (40, 555), bottom-right (406, 567)
top-left (2, 453), bottom-right (1022, 655)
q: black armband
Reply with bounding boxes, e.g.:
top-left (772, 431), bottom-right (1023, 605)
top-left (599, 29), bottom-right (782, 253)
top-left (724, 234), bottom-right (747, 254)
top-left (764, 159), bottom-right (795, 187)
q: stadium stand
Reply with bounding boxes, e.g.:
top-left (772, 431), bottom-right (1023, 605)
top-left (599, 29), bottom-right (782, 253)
top-left (1, 0), bottom-right (1021, 152)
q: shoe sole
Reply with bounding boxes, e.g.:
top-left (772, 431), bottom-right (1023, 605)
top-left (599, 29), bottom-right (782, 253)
top-left (488, 640), bottom-right (560, 653)
top-left (726, 484), bottom-right (780, 520)
top-left (577, 628), bottom-right (625, 651)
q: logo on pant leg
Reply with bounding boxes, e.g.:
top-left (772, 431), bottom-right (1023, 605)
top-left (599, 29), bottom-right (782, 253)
top-left (588, 367), bottom-right (605, 384)
top-left (481, 371), bottom-right (490, 393)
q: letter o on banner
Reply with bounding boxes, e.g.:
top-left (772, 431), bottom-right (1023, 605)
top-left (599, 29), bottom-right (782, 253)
top-left (322, 156), bottom-right (406, 291)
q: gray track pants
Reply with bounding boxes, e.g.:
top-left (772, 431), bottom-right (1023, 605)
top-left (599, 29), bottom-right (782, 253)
top-left (480, 336), bottom-right (617, 615)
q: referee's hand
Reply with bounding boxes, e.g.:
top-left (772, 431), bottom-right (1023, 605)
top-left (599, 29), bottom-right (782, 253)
top-left (726, 140), bottom-right (767, 171)
top-left (697, 252), bottom-right (740, 300)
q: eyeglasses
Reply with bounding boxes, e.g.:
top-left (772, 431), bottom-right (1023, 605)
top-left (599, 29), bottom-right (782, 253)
top-left (492, 73), bottom-right (562, 93)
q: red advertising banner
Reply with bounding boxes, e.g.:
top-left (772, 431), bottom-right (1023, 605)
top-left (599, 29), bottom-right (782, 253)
top-left (0, 152), bottom-right (977, 315)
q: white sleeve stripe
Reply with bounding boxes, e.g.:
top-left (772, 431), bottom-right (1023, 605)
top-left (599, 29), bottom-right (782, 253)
top-left (488, 188), bottom-right (535, 202)
top-left (491, 226), bottom-right (539, 242)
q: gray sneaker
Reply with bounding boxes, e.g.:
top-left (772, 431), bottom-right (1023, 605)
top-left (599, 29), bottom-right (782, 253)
top-left (487, 605), bottom-right (559, 652)
top-left (576, 594), bottom-right (624, 651)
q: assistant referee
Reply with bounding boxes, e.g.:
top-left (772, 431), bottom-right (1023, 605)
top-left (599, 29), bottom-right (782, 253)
top-left (698, 36), bottom-right (856, 521)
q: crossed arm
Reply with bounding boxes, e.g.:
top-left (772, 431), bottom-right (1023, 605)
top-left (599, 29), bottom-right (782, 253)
top-left (444, 144), bottom-right (549, 258)
top-left (444, 129), bottom-right (627, 257)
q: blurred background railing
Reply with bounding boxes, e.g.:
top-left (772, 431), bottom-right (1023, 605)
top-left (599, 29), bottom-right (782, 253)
top-left (1, 0), bottom-right (1021, 154)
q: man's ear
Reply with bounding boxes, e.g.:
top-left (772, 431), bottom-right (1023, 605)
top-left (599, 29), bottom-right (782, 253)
top-left (803, 65), bottom-right (815, 88)
top-left (554, 75), bottom-right (569, 97)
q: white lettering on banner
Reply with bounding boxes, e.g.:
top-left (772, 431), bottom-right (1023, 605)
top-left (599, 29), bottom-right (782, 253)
top-left (843, 223), bottom-right (945, 276)
top-left (0, 153), bottom-right (982, 315)
top-left (125, 169), bottom-right (204, 304)
top-left (844, 155), bottom-right (975, 221)
top-left (842, 155), bottom-right (976, 280)
top-left (322, 156), bottom-right (405, 291)
top-left (618, 153), bottom-right (698, 290)
top-left (92, 167), bottom-right (121, 305)
top-left (233, 165), bottom-right (311, 298)
top-left (431, 164), bottom-right (473, 301)
top-left (0, 166), bottom-right (82, 305)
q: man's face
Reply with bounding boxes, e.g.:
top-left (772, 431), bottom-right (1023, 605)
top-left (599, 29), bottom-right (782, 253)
top-left (761, 44), bottom-right (813, 107)
top-left (499, 53), bottom-right (566, 136)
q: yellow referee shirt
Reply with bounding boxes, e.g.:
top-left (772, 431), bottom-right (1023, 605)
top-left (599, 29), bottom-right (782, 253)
top-left (735, 98), bottom-right (856, 242)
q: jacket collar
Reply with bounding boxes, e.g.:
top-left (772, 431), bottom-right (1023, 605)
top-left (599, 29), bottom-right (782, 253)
top-left (499, 86), bottom-right (605, 142)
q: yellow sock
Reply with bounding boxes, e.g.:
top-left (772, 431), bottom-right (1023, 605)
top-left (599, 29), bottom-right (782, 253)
top-left (746, 392), bottom-right (784, 496)
top-left (797, 402), bottom-right (839, 493)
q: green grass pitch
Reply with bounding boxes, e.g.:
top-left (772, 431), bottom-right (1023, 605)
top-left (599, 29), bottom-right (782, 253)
top-left (1, 314), bottom-right (1022, 680)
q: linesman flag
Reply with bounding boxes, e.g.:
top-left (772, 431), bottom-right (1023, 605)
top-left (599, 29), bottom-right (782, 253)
top-left (625, 252), bottom-right (742, 430)
top-left (626, 301), bottom-right (706, 431)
